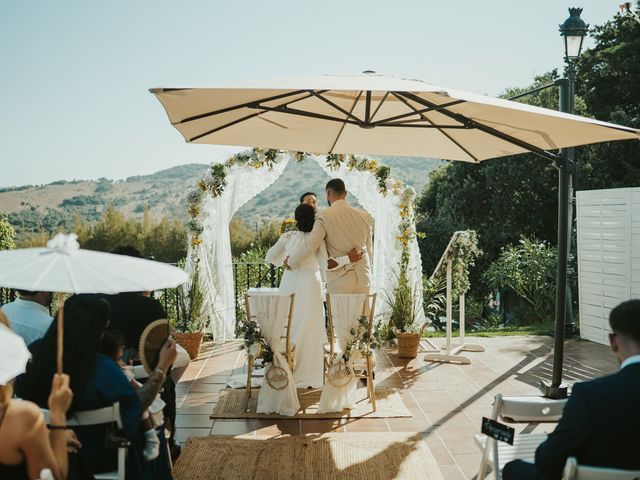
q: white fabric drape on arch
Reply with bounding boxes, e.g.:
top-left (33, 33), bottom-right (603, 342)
top-left (193, 155), bottom-right (290, 343)
top-left (310, 155), bottom-right (425, 325)
top-left (195, 152), bottom-right (425, 343)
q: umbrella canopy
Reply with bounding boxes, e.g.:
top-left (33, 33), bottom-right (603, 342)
top-left (0, 233), bottom-right (188, 294)
top-left (0, 322), bottom-right (30, 385)
top-left (151, 72), bottom-right (639, 161)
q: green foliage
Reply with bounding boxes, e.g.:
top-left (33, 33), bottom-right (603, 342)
top-left (229, 218), bottom-right (281, 256)
top-left (573, 7), bottom-right (640, 188)
top-left (60, 195), bottom-right (103, 207)
top-left (0, 215), bottom-right (16, 250)
top-left (174, 260), bottom-right (211, 333)
top-left (75, 206), bottom-right (187, 263)
top-left (483, 236), bottom-right (559, 324)
top-left (385, 269), bottom-right (421, 333)
top-left (433, 230), bottom-right (482, 298)
top-left (417, 22), bottom-right (640, 296)
top-left (422, 276), bottom-right (446, 325)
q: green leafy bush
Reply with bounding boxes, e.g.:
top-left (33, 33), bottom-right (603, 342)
top-left (483, 236), bottom-right (559, 324)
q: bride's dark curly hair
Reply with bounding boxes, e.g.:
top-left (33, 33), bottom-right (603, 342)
top-left (295, 203), bottom-right (315, 233)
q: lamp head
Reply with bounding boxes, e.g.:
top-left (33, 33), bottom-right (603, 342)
top-left (559, 7), bottom-right (589, 60)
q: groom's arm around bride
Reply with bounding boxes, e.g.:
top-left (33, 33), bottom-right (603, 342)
top-left (287, 179), bottom-right (373, 295)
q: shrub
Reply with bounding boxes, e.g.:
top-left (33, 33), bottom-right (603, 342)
top-left (483, 236), bottom-right (559, 324)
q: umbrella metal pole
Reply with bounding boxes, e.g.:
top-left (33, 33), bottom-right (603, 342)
top-left (543, 76), bottom-right (573, 399)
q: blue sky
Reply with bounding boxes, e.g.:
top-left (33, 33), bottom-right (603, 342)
top-left (0, 0), bottom-right (623, 187)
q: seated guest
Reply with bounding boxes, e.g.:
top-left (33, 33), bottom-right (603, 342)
top-left (20, 295), bottom-right (176, 480)
top-left (99, 330), bottom-right (163, 462)
top-left (103, 245), bottom-right (188, 459)
top-left (503, 299), bottom-right (640, 480)
top-left (1, 290), bottom-right (53, 346)
top-left (0, 310), bottom-right (74, 480)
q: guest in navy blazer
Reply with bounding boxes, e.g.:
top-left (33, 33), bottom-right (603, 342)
top-left (503, 299), bottom-right (640, 480)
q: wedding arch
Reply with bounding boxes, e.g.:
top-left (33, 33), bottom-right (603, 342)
top-left (186, 148), bottom-right (425, 343)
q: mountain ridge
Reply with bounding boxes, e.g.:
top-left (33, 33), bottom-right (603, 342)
top-left (0, 156), bottom-right (443, 241)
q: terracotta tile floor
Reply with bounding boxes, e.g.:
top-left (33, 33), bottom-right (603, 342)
top-left (174, 336), bottom-right (617, 479)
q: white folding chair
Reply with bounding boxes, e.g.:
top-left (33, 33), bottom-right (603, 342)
top-left (244, 292), bottom-right (296, 404)
top-left (42, 403), bottom-right (126, 480)
top-left (324, 293), bottom-right (377, 411)
top-left (476, 394), bottom-right (565, 479)
top-left (563, 457), bottom-right (640, 480)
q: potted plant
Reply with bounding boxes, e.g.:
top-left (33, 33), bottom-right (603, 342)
top-left (386, 269), bottom-right (423, 358)
top-left (173, 261), bottom-right (210, 359)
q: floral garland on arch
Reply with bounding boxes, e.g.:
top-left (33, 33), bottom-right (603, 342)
top-left (187, 149), bottom-right (422, 269)
top-left (186, 148), bottom-right (281, 253)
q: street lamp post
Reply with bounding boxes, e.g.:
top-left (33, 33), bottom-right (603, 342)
top-left (543, 7), bottom-right (588, 399)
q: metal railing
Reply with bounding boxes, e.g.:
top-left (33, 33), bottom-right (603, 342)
top-left (232, 261), bottom-right (283, 327)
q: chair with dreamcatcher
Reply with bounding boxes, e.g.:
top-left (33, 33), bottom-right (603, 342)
top-left (321, 293), bottom-right (377, 413)
top-left (243, 291), bottom-right (297, 414)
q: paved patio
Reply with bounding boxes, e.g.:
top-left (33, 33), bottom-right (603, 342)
top-left (174, 336), bottom-right (617, 479)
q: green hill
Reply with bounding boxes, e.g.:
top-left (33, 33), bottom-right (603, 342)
top-left (0, 156), bottom-right (443, 241)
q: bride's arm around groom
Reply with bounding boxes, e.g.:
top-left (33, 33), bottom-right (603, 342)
top-left (287, 179), bottom-right (373, 295)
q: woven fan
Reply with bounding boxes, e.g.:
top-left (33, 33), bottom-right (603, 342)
top-left (139, 319), bottom-right (170, 375)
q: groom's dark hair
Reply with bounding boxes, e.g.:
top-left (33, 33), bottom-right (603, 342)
top-left (299, 192), bottom-right (317, 203)
top-left (326, 179), bottom-right (346, 194)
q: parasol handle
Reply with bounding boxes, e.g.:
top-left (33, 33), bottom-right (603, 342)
top-left (56, 293), bottom-right (65, 375)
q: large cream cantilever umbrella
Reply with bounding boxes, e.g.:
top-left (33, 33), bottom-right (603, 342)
top-left (150, 72), bottom-right (639, 160)
top-left (150, 72), bottom-right (640, 397)
top-left (0, 233), bottom-right (188, 374)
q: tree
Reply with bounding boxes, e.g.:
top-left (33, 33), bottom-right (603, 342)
top-left (0, 215), bottom-right (16, 250)
top-left (574, 4), bottom-right (640, 188)
top-left (417, 72), bottom-right (566, 294)
top-left (417, 6), bottom-right (640, 295)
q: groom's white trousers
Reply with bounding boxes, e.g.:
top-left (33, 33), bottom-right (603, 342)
top-left (326, 270), bottom-right (370, 295)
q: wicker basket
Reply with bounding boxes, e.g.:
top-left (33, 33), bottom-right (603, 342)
top-left (396, 332), bottom-right (421, 359)
top-left (174, 332), bottom-right (204, 360)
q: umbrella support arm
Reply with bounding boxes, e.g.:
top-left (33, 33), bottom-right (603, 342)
top-left (394, 92), bottom-right (563, 167)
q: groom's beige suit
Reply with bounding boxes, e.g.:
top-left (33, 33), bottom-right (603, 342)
top-left (288, 199), bottom-right (372, 294)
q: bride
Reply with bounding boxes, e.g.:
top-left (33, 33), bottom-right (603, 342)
top-left (265, 203), bottom-right (358, 388)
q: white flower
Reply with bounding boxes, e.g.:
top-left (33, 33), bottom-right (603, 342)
top-left (248, 342), bottom-right (262, 357)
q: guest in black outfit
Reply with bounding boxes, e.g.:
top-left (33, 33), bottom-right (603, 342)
top-left (503, 299), bottom-right (640, 480)
top-left (103, 245), bottom-right (182, 461)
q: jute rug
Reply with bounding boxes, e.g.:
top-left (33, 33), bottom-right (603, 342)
top-left (172, 433), bottom-right (444, 480)
top-left (210, 387), bottom-right (411, 419)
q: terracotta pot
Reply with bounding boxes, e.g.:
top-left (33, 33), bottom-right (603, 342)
top-left (396, 332), bottom-right (421, 359)
top-left (174, 331), bottom-right (204, 360)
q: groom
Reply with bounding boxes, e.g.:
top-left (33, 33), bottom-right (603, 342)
top-left (286, 179), bottom-right (372, 294)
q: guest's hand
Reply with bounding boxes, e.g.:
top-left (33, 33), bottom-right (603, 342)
top-left (48, 373), bottom-right (73, 418)
top-left (327, 258), bottom-right (338, 269)
top-left (284, 256), bottom-right (292, 270)
top-left (157, 337), bottom-right (178, 373)
top-left (65, 430), bottom-right (82, 453)
top-left (348, 248), bottom-right (363, 263)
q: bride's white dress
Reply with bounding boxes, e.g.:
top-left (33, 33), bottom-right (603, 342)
top-left (265, 231), bottom-right (328, 388)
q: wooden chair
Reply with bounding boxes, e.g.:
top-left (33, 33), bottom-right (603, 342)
top-left (324, 293), bottom-right (377, 411)
top-left (244, 292), bottom-right (296, 404)
top-left (43, 403), bottom-right (127, 480)
top-left (476, 393), bottom-right (568, 479)
top-left (563, 457), bottom-right (640, 480)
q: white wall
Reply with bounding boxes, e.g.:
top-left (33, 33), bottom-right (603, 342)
top-left (576, 187), bottom-right (640, 345)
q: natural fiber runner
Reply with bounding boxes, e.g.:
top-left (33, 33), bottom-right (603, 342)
top-left (210, 387), bottom-right (411, 419)
top-left (172, 433), bottom-right (444, 480)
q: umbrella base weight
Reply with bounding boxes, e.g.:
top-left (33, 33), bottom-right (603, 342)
top-left (423, 343), bottom-right (485, 365)
top-left (540, 380), bottom-right (568, 399)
